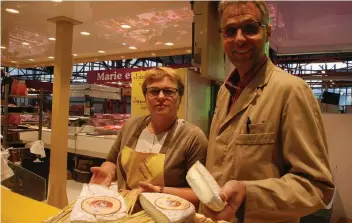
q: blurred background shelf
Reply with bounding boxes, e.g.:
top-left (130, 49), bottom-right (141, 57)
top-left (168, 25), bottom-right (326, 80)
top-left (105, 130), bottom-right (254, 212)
top-left (1, 76), bottom-right (44, 148)
top-left (7, 129), bottom-right (39, 133)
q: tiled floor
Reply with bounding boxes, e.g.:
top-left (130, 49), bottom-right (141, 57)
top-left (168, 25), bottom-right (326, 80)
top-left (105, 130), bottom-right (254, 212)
top-left (42, 180), bottom-right (84, 204)
top-left (66, 180), bottom-right (84, 203)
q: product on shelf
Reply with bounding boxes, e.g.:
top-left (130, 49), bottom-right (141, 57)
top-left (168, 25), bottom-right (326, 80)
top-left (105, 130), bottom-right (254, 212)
top-left (90, 114), bottom-right (130, 135)
top-left (140, 192), bottom-right (195, 223)
top-left (186, 161), bottom-right (227, 212)
top-left (9, 79), bottom-right (28, 96)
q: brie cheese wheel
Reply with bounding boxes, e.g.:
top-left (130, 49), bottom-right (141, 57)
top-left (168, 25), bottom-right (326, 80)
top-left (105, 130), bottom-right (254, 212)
top-left (186, 161), bottom-right (227, 212)
top-left (70, 184), bottom-right (127, 222)
top-left (140, 193), bottom-right (195, 223)
top-left (81, 196), bottom-right (122, 216)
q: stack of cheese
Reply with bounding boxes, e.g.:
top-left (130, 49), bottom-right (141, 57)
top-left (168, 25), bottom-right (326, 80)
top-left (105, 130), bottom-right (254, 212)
top-left (186, 161), bottom-right (227, 212)
top-left (70, 184), bottom-right (127, 222)
top-left (140, 193), bottom-right (195, 223)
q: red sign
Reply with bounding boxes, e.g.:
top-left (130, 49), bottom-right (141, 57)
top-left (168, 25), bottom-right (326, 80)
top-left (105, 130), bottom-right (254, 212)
top-left (87, 65), bottom-right (192, 84)
top-left (87, 68), bottom-right (148, 84)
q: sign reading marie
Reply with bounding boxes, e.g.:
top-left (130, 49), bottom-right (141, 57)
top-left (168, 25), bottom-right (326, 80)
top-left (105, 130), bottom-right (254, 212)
top-left (87, 65), bottom-right (190, 84)
top-left (87, 68), bottom-right (149, 84)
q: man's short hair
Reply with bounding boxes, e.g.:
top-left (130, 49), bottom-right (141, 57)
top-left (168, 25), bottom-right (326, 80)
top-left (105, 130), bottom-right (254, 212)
top-left (218, 1), bottom-right (270, 25)
top-left (141, 67), bottom-right (185, 97)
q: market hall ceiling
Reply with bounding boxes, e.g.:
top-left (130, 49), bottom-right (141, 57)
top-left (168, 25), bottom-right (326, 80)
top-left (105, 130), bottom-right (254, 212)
top-left (1, 1), bottom-right (352, 68)
top-left (1, 1), bottom-right (193, 67)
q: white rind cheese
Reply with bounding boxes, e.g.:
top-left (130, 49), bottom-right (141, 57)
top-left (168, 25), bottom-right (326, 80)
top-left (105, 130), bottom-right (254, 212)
top-left (140, 193), bottom-right (195, 223)
top-left (70, 184), bottom-right (127, 222)
top-left (186, 161), bottom-right (227, 212)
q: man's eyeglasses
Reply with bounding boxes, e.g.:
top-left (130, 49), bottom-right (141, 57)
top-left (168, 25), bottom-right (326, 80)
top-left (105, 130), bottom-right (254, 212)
top-left (146, 87), bottom-right (178, 97)
top-left (219, 21), bottom-right (267, 39)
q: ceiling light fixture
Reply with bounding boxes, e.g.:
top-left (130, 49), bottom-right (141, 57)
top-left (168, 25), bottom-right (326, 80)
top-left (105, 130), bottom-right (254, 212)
top-left (72, 54), bottom-right (78, 56)
top-left (145, 29), bottom-right (150, 32)
top-left (48, 56), bottom-right (54, 59)
top-left (5, 8), bottom-right (19, 14)
top-left (98, 50), bottom-right (106, 53)
top-left (186, 49), bottom-right (192, 53)
top-left (48, 37), bottom-right (56, 41)
top-left (0, 46), bottom-right (6, 49)
top-left (52, 0), bottom-right (63, 2)
top-left (22, 42), bottom-right (30, 46)
top-left (11, 61), bottom-right (17, 63)
top-left (129, 46), bottom-right (137, 50)
top-left (165, 42), bottom-right (174, 46)
top-left (29, 59), bottom-right (35, 61)
top-left (120, 24), bottom-right (131, 29)
top-left (151, 53), bottom-right (156, 56)
top-left (80, 31), bottom-right (90, 36)
top-left (122, 43), bottom-right (126, 46)
top-left (121, 56), bottom-right (125, 59)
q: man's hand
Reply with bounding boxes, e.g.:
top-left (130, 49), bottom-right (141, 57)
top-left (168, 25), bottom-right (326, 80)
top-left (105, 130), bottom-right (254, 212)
top-left (203, 180), bottom-right (246, 222)
top-left (90, 167), bottom-right (113, 187)
top-left (139, 181), bottom-right (160, 193)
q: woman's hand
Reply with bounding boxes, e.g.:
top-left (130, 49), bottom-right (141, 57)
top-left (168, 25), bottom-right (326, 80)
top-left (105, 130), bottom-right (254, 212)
top-left (139, 181), bottom-right (160, 193)
top-left (90, 167), bottom-right (113, 187)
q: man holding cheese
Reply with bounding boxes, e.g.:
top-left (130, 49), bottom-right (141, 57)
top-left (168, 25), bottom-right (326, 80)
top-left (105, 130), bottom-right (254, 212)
top-left (202, 1), bottom-right (335, 222)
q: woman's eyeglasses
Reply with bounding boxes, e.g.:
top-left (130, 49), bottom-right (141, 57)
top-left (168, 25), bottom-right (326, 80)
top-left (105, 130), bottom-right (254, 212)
top-left (219, 21), bottom-right (267, 39)
top-left (146, 87), bottom-right (178, 97)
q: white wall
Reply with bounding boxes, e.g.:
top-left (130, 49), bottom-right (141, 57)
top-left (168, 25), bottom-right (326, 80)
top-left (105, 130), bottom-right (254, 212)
top-left (322, 114), bottom-right (352, 222)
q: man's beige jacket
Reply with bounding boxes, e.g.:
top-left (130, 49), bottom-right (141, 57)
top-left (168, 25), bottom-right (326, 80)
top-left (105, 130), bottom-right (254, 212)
top-left (206, 59), bottom-right (335, 223)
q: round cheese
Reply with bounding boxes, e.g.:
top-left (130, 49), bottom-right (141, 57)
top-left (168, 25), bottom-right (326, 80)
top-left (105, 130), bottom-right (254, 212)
top-left (81, 196), bottom-right (121, 215)
top-left (155, 196), bottom-right (191, 210)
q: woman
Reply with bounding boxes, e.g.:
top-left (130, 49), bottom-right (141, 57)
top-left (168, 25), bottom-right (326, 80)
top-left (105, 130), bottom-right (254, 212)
top-left (90, 67), bottom-right (208, 205)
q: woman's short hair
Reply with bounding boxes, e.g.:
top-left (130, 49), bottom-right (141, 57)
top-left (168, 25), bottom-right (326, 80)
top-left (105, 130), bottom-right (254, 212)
top-left (141, 67), bottom-right (185, 97)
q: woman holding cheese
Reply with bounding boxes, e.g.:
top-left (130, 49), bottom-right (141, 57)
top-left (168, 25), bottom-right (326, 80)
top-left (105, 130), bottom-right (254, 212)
top-left (90, 67), bottom-right (208, 206)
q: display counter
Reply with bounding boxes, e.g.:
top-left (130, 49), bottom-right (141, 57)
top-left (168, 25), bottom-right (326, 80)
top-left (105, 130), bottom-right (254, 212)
top-left (1, 186), bottom-right (60, 223)
top-left (19, 129), bottom-right (116, 158)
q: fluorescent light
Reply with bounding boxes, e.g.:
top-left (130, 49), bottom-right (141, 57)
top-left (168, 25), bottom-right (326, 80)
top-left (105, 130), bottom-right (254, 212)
top-left (122, 43), bottom-right (126, 46)
top-left (52, 0), bottom-right (63, 2)
top-left (6, 8), bottom-right (19, 14)
top-left (72, 54), bottom-right (78, 56)
top-left (129, 46), bottom-right (137, 50)
top-left (186, 49), bottom-right (192, 53)
top-left (0, 46), bottom-right (6, 49)
top-left (22, 42), bottom-right (30, 46)
top-left (80, 31), bottom-right (90, 36)
top-left (145, 29), bottom-right (150, 32)
top-left (120, 24), bottom-right (131, 29)
top-left (29, 59), bottom-right (35, 61)
top-left (98, 50), bottom-right (106, 53)
top-left (48, 56), bottom-right (54, 59)
top-left (11, 61), bottom-right (17, 63)
top-left (48, 37), bottom-right (56, 41)
top-left (165, 42), bottom-right (174, 46)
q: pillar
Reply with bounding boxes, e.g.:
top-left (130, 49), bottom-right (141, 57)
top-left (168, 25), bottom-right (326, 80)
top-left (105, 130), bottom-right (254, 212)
top-left (46, 16), bottom-right (81, 208)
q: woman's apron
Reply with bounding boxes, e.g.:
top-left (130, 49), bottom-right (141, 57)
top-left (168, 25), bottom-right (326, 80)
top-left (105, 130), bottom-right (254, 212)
top-left (118, 117), bottom-right (178, 190)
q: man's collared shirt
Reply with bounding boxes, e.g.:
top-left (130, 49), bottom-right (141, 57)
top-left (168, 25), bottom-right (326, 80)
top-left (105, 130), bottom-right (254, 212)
top-left (225, 56), bottom-right (268, 111)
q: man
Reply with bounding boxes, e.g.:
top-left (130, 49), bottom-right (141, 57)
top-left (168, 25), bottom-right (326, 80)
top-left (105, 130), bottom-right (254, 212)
top-left (202, 1), bottom-right (334, 222)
